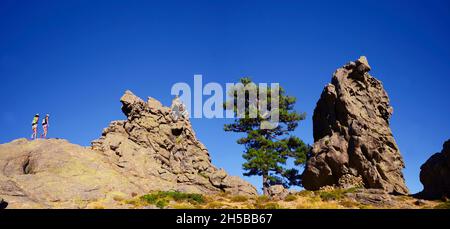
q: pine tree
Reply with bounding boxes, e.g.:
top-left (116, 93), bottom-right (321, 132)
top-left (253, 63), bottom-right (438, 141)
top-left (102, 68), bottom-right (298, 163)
top-left (224, 77), bottom-right (310, 195)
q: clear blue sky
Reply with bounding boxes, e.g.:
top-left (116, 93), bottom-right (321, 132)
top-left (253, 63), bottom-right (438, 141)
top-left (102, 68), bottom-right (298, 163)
top-left (1, 0), bottom-right (449, 194)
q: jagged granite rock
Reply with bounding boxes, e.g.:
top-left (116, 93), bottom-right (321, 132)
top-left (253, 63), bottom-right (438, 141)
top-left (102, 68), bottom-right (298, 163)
top-left (302, 57), bottom-right (409, 195)
top-left (0, 91), bottom-right (256, 209)
top-left (91, 91), bottom-right (257, 196)
top-left (419, 139), bottom-right (450, 199)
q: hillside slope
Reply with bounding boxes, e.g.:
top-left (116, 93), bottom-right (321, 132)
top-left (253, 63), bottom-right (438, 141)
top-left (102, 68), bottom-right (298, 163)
top-left (0, 91), bottom-right (256, 209)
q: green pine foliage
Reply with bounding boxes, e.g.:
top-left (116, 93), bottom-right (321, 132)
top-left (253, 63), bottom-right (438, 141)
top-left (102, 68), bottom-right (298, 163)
top-left (224, 77), bottom-right (311, 195)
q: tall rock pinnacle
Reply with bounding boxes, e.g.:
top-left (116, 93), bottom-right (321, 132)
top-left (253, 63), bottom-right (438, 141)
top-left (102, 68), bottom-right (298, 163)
top-left (302, 57), bottom-right (409, 195)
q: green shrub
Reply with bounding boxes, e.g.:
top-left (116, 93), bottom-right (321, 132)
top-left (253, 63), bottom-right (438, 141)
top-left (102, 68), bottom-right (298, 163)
top-left (319, 188), bottom-right (360, 202)
top-left (167, 191), bottom-right (205, 204)
top-left (141, 194), bottom-right (159, 204)
top-left (140, 191), bottom-right (206, 208)
top-left (156, 199), bottom-right (169, 209)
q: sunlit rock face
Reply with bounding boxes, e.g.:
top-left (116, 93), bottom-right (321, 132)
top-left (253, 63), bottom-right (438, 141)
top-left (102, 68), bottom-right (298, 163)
top-left (302, 57), bottom-right (409, 195)
top-left (0, 91), bottom-right (256, 209)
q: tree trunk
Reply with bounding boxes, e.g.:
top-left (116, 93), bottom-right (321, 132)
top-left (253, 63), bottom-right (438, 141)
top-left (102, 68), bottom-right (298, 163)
top-left (262, 173), bottom-right (269, 196)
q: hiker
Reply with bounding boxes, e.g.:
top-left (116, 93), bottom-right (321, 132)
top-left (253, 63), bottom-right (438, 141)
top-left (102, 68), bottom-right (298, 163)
top-left (41, 114), bottom-right (49, 138)
top-left (31, 114), bottom-right (39, 139)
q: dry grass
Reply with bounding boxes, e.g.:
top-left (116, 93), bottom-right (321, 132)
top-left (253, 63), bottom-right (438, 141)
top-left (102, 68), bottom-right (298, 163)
top-left (121, 189), bottom-right (442, 210)
top-left (230, 195), bottom-right (249, 202)
top-left (86, 201), bottom-right (106, 209)
top-left (284, 194), bottom-right (297, 202)
top-left (433, 201), bottom-right (450, 209)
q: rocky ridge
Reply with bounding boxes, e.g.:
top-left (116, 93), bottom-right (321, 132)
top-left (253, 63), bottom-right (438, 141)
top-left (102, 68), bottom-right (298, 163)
top-left (0, 91), bottom-right (256, 208)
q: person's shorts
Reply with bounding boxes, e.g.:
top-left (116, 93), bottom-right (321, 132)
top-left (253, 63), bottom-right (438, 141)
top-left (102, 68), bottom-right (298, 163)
top-left (32, 124), bottom-right (37, 129)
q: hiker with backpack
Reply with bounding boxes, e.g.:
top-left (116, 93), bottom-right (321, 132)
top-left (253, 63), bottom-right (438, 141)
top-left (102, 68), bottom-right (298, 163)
top-left (31, 114), bottom-right (39, 139)
top-left (41, 114), bottom-right (49, 138)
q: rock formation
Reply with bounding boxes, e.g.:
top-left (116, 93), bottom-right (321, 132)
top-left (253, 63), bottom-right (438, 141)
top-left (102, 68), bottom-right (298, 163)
top-left (302, 56), bottom-right (409, 195)
top-left (91, 91), bottom-right (256, 196)
top-left (266, 185), bottom-right (293, 200)
top-left (344, 189), bottom-right (396, 207)
top-left (0, 91), bottom-right (256, 208)
top-left (419, 139), bottom-right (450, 199)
